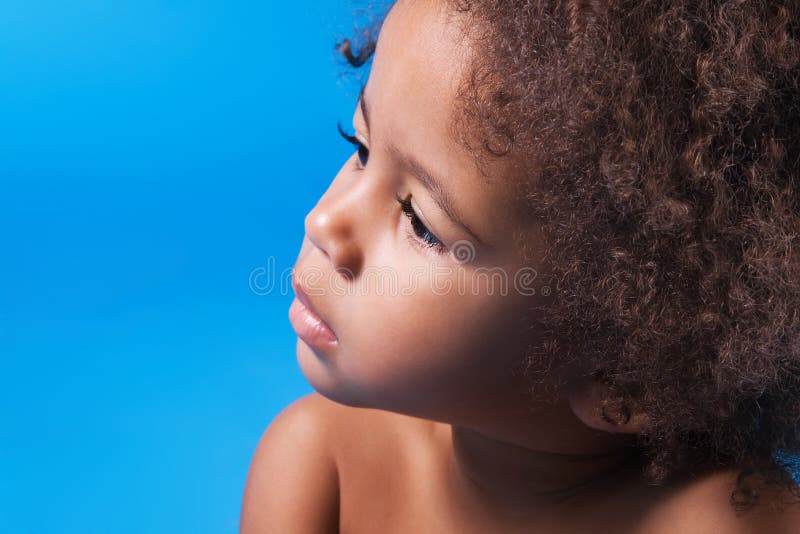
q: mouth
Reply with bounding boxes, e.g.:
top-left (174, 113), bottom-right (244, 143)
top-left (289, 274), bottom-right (339, 349)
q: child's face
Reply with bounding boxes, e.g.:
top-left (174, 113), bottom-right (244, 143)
top-left (291, 0), bottom-right (557, 428)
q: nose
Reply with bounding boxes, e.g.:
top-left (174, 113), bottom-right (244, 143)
top-left (304, 184), bottom-right (364, 278)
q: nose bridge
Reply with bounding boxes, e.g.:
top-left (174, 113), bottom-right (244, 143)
top-left (304, 172), bottom-right (369, 276)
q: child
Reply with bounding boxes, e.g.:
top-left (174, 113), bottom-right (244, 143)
top-left (242, 1), bottom-right (800, 532)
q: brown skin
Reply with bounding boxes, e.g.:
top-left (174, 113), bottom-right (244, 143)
top-left (329, 395), bottom-right (793, 533)
top-left (295, 0), bottom-right (638, 504)
top-left (242, 392), bottom-right (800, 533)
top-left (243, 0), bottom-right (800, 531)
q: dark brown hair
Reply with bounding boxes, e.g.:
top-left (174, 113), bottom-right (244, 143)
top-left (338, 0), bottom-right (800, 510)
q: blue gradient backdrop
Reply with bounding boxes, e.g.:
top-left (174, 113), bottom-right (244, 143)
top-left (0, 1), bottom-right (367, 532)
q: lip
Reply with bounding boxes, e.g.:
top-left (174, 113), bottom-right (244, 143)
top-left (289, 275), bottom-right (339, 349)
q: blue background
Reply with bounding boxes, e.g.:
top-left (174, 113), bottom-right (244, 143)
top-left (0, 1), bottom-right (373, 532)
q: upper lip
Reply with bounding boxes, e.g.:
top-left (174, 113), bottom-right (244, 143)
top-left (291, 273), bottom-right (336, 333)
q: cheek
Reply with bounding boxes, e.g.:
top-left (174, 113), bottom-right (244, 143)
top-left (336, 268), bottom-right (531, 412)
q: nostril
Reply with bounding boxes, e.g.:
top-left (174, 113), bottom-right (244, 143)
top-left (334, 265), bottom-right (357, 280)
top-left (315, 238), bottom-right (362, 280)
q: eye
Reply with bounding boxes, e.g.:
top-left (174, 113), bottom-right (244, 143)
top-left (396, 195), bottom-right (446, 254)
top-left (337, 122), bottom-right (369, 168)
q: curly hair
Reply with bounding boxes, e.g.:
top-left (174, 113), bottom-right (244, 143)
top-left (337, 0), bottom-right (800, 510)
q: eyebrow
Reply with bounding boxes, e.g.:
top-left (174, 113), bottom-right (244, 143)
top-left (358, 87), bottom-right (484, 245)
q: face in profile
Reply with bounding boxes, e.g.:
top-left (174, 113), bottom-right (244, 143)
top-left (290, 0), bottom-right (558, 430)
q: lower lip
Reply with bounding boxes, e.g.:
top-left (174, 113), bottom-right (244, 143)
top-left (289, 297), bottom-right (339, 349)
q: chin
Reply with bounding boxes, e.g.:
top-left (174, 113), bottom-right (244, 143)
top-left (295, 339), bottom-right (368, 409)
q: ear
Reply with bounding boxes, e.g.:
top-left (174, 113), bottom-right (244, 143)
top-left (566, 376), bottom-right (650, 434)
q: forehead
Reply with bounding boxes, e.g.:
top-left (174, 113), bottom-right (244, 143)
top-left (366, 0), bottom-right (534, 257)
top-left (368, 0), bottom-right (468, 151)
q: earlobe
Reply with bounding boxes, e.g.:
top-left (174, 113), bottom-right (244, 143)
top-left (567, 376), bottom-right (650, 434)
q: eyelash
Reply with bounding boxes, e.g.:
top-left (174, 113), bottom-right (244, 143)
top-left (396, 195), bottom-right (446, 254)
top-left (337, 123), bottom-right (446, 255)
top-left (337, 122), bottom-right (369, 169)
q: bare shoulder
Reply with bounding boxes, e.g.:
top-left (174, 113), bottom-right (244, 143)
top-left (637, 469), bottom-right (800, 534)
top-left (240, 392), bottom-right (342, 534)
top-left (240, 393), bottom-right (432, 533)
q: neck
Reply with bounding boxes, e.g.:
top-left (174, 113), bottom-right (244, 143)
top-left (438, 401), bottom-right (644, 517)
top-left (451, 426), bottom-right (641, 508)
